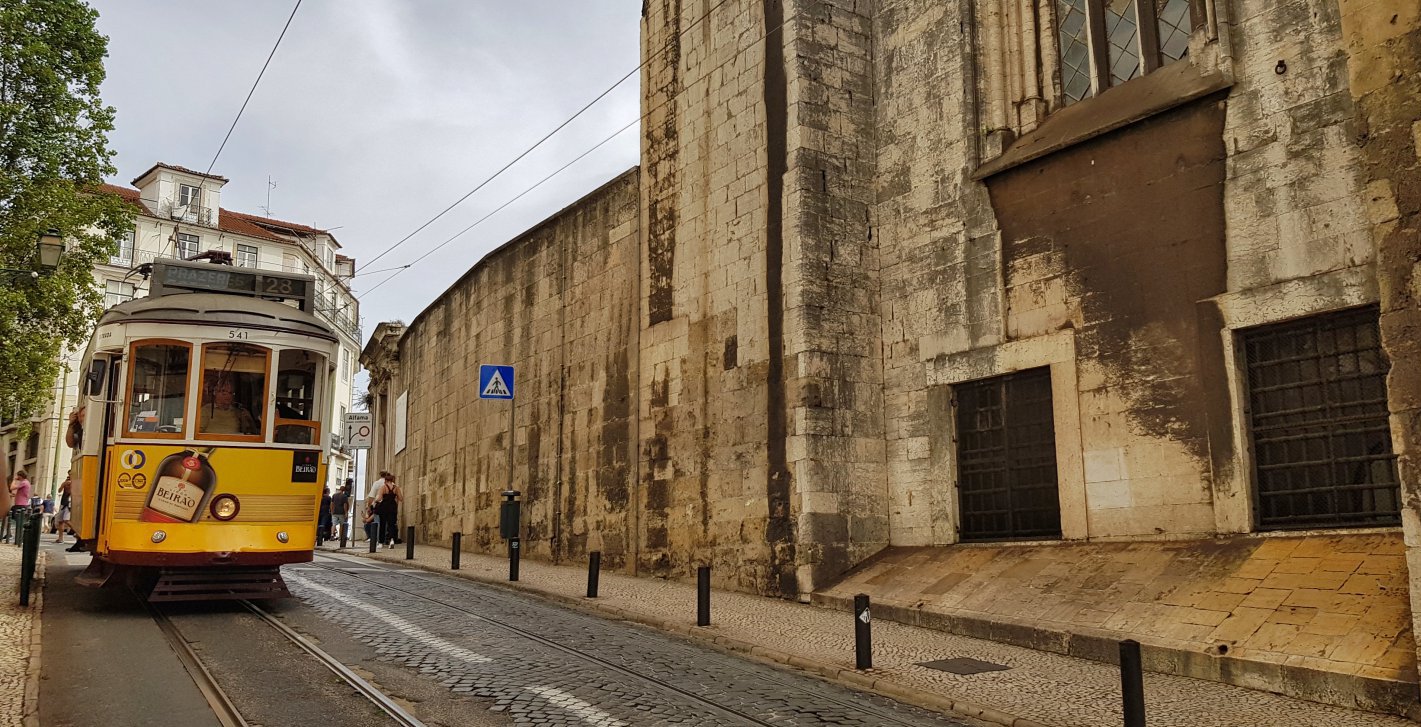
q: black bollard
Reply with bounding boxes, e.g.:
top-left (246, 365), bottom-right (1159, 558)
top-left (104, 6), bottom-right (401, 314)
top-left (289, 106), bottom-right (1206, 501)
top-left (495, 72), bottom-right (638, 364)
top-left (586, 551), bottom-right (601, 598)
top-left (339, 521), bottom-right (348, 549)
top-left (1120, 639), bottom-right (1145, 727)
top-left (508, 536), bottom-right (521, 581)
top-left (405, 525), bottom-right (415, 560)
top-left (368, 524), bottom-right (377, 553)
top-left (854, 593), bottom-right (872, 670)
top-left (696, 566), bottom-right (711, 626)
top-left (451, 532), bottom-right (462, 570)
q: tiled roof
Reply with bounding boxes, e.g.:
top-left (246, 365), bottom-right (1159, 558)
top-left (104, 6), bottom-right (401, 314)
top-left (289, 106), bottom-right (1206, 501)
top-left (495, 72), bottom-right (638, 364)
top-left (216, 208), bottom-right (292, 244)
top-left (130, 162), bottom-right (229, 185)
top-left (224, 209), bottom-right (327, 238)
top-left (96, 183), bottom-right (148, 211)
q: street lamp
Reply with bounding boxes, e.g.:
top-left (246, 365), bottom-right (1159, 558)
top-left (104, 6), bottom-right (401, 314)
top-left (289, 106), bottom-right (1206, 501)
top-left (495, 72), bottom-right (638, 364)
top-left (0, 229), bottom-right (64, 279)
top-left (36, 229), bottom-right (63, 271)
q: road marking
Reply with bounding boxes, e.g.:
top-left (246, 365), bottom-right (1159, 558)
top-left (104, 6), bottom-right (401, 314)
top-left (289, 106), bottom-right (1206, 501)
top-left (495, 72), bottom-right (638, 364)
top-left (525, 685), bottom-right (628, 727)
top-left (66, 555), bottom-right (91, 566)
top-left (286, 574), bottom-right (492, 663)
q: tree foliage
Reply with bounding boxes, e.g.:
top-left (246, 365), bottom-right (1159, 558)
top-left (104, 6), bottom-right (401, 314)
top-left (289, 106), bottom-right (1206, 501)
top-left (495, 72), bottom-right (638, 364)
top-left (0, 0), bottom-right (131, 429)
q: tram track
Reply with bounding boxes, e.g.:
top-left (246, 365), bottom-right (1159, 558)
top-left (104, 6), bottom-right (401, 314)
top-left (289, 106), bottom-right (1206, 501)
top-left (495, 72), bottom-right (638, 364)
top-left (301, 558), bottom-right (943, 727)
top-left (146, 595), bottom-right (426, 727)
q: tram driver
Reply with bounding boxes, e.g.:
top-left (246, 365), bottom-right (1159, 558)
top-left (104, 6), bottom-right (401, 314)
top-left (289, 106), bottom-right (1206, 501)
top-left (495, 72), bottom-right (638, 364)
top-left (200, 377), bottom-right (260, 436)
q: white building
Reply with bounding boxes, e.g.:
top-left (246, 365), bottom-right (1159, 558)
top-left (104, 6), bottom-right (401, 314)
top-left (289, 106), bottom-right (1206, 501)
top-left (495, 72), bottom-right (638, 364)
top-left (3, 163), bottom-right (362, 496)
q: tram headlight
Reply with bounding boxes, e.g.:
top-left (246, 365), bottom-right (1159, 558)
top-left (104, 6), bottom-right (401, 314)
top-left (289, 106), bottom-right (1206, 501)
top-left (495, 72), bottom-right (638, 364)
top-left (151, 531), bottom-right (166, 543)
top-left (276, 531), bottom-right (289, 544)
top-left (210, 494), bottom-right (240, 521)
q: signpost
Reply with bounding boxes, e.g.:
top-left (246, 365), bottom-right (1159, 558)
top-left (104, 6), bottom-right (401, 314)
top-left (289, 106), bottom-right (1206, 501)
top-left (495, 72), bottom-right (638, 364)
top-left (343, 412), bottom-right (372, 547)
top-left (480, 365), bottom-right (518, 573)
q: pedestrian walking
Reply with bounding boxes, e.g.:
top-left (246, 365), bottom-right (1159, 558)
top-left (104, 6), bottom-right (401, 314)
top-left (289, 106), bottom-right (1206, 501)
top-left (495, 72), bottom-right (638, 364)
top-left (54, 478), bottom-right (73, 544)
top-left (316, 487), bottom-right (332, 546)
top-left (41, 493), bottom-right (54, 533)
top-left (330, 480), bottom-right (350, 543)
top-left (375, 473), bottom-right (402, 548)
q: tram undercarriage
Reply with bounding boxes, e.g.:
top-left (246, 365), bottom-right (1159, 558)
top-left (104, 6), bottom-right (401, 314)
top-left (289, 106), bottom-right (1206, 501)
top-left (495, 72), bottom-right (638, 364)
top-left (77, 557), bottom-right (292, 601)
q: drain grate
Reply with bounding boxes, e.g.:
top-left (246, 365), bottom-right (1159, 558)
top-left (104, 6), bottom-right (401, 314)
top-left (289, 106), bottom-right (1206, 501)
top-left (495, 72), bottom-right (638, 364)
top-left (917, 657), bottom-right (1011, 675)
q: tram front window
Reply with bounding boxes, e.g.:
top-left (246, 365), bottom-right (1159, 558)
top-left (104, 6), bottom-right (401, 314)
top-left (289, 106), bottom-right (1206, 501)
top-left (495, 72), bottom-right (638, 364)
top-left (274, 349), bottom-right (323, 445)
top-left (127, 342), bottom-right (191, 435)
top-left (198, 343), bottom-right (269, 438)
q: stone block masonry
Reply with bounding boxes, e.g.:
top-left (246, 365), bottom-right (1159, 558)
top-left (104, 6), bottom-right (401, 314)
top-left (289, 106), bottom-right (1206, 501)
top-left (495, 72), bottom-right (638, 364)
top-left (367, 0), bottom-right (1421, 712)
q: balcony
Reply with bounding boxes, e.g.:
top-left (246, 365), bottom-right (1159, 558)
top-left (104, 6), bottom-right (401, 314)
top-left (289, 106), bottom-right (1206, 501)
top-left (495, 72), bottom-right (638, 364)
top-left (159, 200), bottom-right (214, 226)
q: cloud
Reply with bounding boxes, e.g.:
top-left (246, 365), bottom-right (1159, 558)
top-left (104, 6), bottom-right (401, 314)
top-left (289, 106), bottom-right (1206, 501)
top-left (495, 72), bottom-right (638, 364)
top-left (90, 0), bottom-right (643, 329)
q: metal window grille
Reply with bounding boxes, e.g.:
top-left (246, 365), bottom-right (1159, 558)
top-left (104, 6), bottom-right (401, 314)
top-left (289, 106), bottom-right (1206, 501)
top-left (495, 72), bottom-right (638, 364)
top-left (1243, 306), bottom-right (1399, 530)
top-left (956, 367), bottom-right (1062, 541)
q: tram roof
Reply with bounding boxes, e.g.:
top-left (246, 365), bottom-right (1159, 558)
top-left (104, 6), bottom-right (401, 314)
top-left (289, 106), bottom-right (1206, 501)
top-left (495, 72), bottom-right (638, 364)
top-left (99, 292), bottom-right (336, 341)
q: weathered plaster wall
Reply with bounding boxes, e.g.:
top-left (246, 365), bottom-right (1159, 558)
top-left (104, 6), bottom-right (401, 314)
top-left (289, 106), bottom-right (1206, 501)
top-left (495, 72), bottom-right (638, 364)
top-left (986, 96), bottom-right (1231, 538)
top-left (393, 171), bottom-right (640, 564)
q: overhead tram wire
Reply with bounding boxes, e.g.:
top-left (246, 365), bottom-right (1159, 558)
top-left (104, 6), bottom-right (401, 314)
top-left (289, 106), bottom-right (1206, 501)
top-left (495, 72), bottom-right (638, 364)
top-left (359, 117), bottom-right (640, 297)
top-left (359, 9), bottom-right (804, 298)
top-left (358, 0), bottom-right (737, 271)
top-left (205, 0), bottom-right (303, 176)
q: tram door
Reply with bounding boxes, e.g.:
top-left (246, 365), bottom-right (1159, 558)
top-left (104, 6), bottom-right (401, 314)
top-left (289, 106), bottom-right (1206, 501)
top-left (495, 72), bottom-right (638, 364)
top-left (72, 355), bottom-right (118, 542)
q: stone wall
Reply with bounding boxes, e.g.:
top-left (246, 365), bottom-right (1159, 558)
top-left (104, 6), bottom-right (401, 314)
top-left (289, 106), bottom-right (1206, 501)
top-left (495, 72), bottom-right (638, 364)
top-left (392, 170), bottom-right (640, 564)
top-left (636, 0), bottom-right (888, 596)
top-left (380, 0), bottom-right (1418, 620)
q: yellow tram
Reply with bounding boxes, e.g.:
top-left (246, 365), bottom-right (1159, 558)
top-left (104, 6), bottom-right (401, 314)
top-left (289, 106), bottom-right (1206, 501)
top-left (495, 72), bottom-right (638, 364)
top-left (69, 258), bottom-right (337, 600)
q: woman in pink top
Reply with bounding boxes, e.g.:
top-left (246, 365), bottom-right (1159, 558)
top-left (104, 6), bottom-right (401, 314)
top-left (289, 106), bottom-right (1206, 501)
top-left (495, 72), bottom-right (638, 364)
top-left (9, 470), bottom-right (31, 509)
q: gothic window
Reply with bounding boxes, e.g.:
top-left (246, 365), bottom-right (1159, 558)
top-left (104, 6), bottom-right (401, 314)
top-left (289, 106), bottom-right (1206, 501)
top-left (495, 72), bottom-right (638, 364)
top-left (1056, 0), bottom-right (1196, 105)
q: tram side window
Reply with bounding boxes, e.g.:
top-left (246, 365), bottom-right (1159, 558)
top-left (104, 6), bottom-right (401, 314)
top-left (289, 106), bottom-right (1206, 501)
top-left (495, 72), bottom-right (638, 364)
top-left (198, 343), bottom-right (269, 439)
top-left (274, 349), bottom-right (323, 445)
top-left (127, 343), bottom-right (190, 435)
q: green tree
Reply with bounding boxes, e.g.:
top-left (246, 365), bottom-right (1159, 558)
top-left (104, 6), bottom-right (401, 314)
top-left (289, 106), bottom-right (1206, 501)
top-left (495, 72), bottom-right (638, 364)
top-left (0, 0), bottom-right (131, 430)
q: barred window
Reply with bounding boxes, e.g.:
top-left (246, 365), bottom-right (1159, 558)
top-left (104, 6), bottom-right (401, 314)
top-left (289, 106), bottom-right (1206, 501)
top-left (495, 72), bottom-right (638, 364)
top-left (955, 367), bottom-right (1062, 541)
top-left (1243, 307), bottom-right (1399, 530)
top-left (1056, 0), bottom-right (1196, 105)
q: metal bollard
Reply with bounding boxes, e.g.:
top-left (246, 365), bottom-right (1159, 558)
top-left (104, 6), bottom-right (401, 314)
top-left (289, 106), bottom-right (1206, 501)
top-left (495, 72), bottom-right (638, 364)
top-left (368, 518), bottom-right (377, 553)
top-left (854, 593), bottom-right (872, 670)
top-left (586, 551), bottom-right (601, 598)
top-left (1120, 639), bottom-right (1145, 727)
top-left (339, 521), bottom-right (348, 549)
top-left (697, 566), bottom-right (711, 626)
top-left (451, 532), bottom-right (462, 570)
top-left (405, 525), bottom-right (415, 560)
top-left (508, 536), bottom-right (521, 581)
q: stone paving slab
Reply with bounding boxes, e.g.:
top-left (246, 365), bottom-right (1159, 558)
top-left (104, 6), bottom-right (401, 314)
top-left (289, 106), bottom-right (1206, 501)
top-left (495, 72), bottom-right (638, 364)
top-left (324, 542), bottom-right (1418, 727)
top-left (0, 542), bottom-right (41, 727)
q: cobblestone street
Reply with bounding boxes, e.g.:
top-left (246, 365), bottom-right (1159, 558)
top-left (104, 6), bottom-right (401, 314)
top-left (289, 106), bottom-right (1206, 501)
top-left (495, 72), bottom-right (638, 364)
top-left (339, 541), bottom-right (1420, 727)
top-left (282, 552), bottom-right (979, 726)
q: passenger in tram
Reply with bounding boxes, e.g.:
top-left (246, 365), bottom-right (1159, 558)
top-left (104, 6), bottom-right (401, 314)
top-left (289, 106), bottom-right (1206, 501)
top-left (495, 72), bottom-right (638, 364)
top-left (200, 377), bottom-right (260, 436)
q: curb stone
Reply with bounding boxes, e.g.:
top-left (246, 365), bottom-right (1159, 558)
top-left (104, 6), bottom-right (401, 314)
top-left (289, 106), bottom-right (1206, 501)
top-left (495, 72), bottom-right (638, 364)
top-left (342, 548), bottom-right (1054, 727)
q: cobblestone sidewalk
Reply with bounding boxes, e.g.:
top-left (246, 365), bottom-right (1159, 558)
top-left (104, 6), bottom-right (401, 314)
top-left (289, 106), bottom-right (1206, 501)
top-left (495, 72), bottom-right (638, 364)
top-left (0, 542), bottom-right (41, 727)
top-left (328, 542), bottom-right (1417, 727)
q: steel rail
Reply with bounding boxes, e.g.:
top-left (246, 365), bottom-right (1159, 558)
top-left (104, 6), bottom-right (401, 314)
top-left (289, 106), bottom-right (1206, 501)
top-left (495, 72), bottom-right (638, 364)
top-left (304, 558), bottom-right (939, 727)
top-left (146, 602), bottom-right (250, 727)
top-left (241, 600), bottom-right (427, 727)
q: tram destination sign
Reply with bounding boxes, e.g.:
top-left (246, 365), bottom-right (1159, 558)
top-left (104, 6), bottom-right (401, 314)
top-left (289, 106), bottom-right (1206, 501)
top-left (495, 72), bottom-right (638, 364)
top-left (150, 259), bottom-right (314, 311)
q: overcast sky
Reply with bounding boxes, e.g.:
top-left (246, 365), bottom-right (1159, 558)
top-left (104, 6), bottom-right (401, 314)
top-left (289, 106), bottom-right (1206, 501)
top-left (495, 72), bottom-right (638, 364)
top-left (90, 0), bottom-right (643, 332)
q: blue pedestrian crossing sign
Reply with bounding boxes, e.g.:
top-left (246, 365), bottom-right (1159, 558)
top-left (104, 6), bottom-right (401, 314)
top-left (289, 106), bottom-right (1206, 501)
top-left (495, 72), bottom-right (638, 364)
top-left (479, 365), bottom-right (515, 399)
